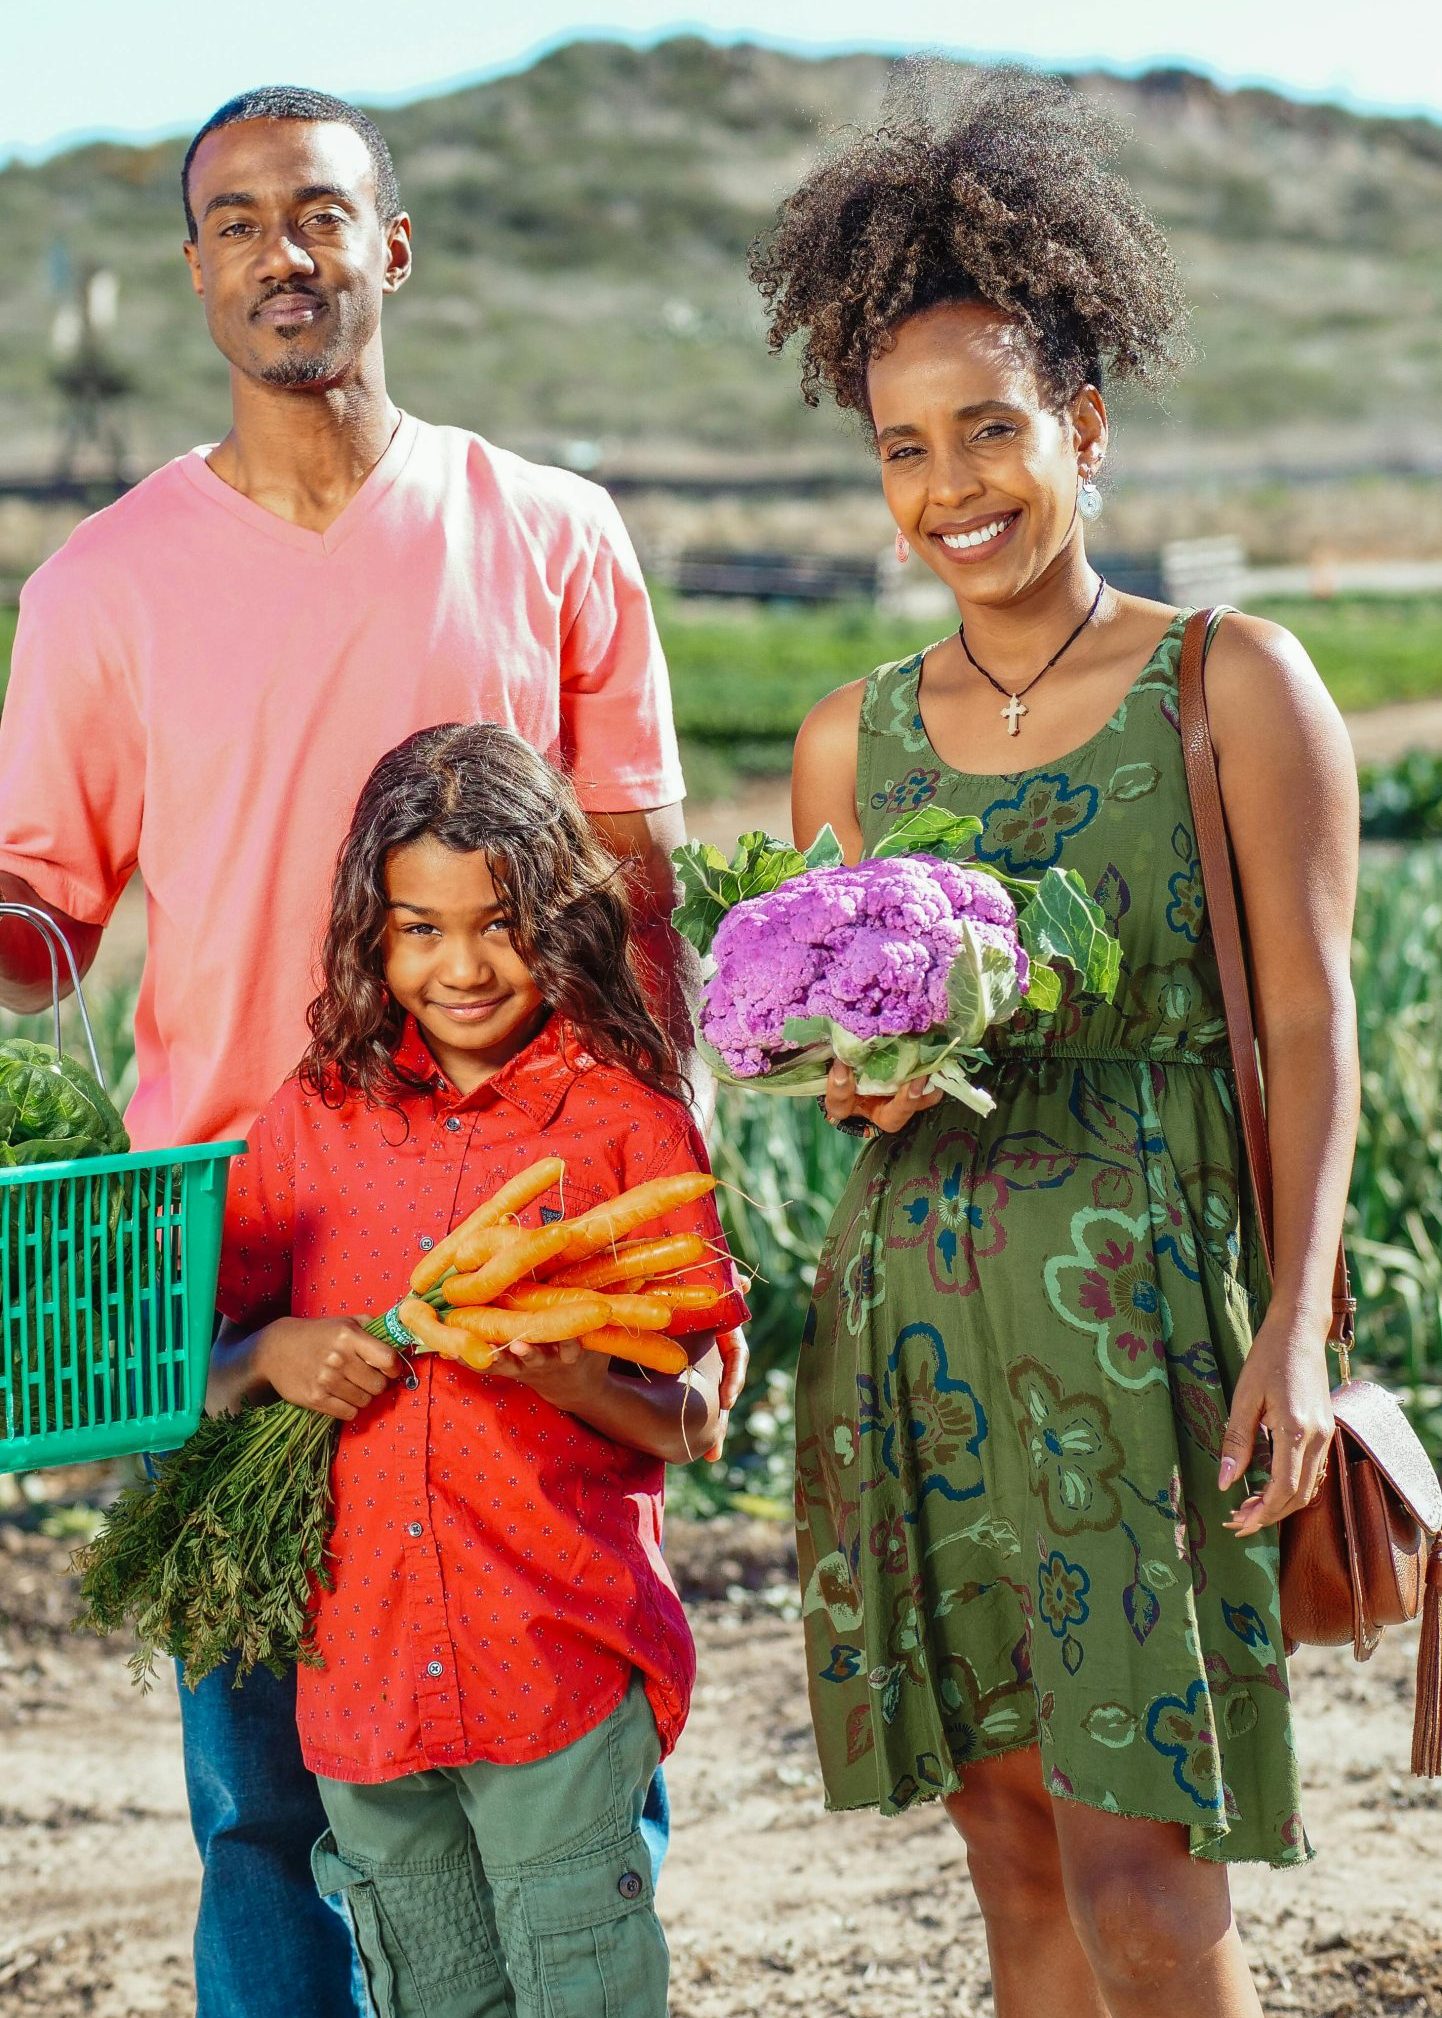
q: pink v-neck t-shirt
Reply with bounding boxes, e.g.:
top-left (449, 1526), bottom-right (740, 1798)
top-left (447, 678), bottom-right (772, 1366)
top-left (0, 413), bottom-right (683, 1150)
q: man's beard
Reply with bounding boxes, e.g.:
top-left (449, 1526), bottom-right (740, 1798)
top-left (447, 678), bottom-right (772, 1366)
top-left (251, 295), bottom-right (373, 388)
top-left (259, 344), bottom-right (338, 387)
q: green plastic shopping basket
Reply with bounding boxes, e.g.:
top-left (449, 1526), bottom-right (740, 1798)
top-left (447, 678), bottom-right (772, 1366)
top-left (0, 902), bottom-right (243, 1472)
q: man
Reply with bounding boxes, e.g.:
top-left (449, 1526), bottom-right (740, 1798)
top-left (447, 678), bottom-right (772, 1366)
top-left (0, 86), bottom-right (742, 2017)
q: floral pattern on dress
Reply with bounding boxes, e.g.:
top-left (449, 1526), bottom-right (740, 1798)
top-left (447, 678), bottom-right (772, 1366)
top-left (860, 1321), bottom-right (989, 1515)
top-left (1119, 960), bottom-right (1229, 1055)
top-left (1165, 823), bottom-right (1205, 943)
top-left (870, 767), bottom-right (942, 815)
top-left (1007, 1358), bottom-right (1125, 1534)
top-left (1038, 1548), bottom-right (1091, 1676)
top-left (1044, 1208), bottom-right (1174, 1390)
top-left (1144, 1677), bottom-right (1224, 1812)
top-left (840, 1232), bottom-right (887, 1335)
top-left (974, 772), bottom-right (1101, 873)
top-left (888, 1126), bottom-right (1009, 1293)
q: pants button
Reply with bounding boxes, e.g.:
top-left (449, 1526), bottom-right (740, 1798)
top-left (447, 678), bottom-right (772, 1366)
top-left (617, 1870), bottom-right (643, 1902)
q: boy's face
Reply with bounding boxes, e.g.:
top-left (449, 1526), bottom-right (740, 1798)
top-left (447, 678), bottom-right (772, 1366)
top-left (382, 838), bottom-right (546, 1094)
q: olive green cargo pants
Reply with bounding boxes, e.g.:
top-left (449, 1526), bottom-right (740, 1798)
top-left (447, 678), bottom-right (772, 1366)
top-left (312, 1678), bottom-right (667, 2018)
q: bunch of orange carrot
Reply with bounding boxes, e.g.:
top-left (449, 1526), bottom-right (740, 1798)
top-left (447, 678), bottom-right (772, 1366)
top-left (75, 1156), bottom-right (731, 1688)
top-left (394, 1156), bottom-right (726, 1380)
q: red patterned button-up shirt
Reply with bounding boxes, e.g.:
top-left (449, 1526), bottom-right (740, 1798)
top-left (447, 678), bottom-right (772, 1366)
top-left (217, 1016), bottom-right (746, 1784)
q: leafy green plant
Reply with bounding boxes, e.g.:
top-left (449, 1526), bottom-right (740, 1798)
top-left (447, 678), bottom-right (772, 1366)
top-left (704, 1084), bottom-right (860, 1506)
top-left (1359, 751), bottom-right (1442, 841)
top-left (1348, 844), bottom-right (1442, 1435)
top-left (0, 1037), bottom-right (128, 1166)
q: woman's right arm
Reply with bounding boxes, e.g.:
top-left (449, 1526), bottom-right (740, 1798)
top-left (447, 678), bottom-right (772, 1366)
top-left (791, 684), bottom-right (943, 1136)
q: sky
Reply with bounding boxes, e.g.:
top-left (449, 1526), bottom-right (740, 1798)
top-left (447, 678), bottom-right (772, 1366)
top-left (3, 0), bottom-right (1439, 162)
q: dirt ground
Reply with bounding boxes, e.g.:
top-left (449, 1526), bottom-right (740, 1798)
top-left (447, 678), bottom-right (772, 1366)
top-left (2, 1503), bottom-right (1441, 2018)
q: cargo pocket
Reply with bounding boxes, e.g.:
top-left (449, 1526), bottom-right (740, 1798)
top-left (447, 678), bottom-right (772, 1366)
top-left (509, 1826), bottom-right (669, 2018)
top-left (312, 1830), bottom-right (509, 2018)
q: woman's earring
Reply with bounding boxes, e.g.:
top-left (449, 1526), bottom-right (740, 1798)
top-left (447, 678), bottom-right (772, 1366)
top-left (895, 530), bottom-right (910, 563)
top-left (1078, 471), bottom-right (1103, 522)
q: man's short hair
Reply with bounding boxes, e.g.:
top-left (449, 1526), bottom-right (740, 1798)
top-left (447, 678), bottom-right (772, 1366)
top-left (182, 86), bottom-right (402, 239)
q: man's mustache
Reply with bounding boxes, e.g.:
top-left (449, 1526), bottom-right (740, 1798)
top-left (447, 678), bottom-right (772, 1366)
top-left (249, 284), bottom-right (328, 318)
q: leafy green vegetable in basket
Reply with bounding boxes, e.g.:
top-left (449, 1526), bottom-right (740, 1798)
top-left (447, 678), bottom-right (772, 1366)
top-left (0, 1037), bottom-right (129, 1164)
top-left (1, 1039), bottom-right (133, 1443)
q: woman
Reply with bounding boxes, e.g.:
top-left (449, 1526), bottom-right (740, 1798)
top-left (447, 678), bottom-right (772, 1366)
top-left (750, 67), bottom-right (1359, 2018)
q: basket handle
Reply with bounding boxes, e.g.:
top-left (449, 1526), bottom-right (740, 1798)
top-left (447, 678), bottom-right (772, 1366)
top-left (0, 901), bottom-right (108, 1091)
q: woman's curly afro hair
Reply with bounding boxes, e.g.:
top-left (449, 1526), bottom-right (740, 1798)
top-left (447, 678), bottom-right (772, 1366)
top-left (749, 62), bottom-right (1190, 423)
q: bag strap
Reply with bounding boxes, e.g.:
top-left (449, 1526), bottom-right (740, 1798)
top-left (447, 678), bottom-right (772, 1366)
top-left (1176, 608), bottom-right (1357, 1353)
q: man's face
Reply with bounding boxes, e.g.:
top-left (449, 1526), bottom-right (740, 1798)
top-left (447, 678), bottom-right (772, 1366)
top-left (182, 119), bottom-right (410, 389)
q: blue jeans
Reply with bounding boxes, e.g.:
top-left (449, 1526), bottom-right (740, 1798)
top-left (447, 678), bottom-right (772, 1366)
top-left (176, 1656), bottom-right (671, 2017)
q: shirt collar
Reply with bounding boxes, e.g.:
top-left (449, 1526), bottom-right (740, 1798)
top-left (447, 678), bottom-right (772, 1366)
top-left (393, 1013), bottom-right (595, 1127)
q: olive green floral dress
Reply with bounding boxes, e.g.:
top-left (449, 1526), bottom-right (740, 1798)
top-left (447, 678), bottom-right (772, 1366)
top-left (795, 611), bottom-right (1307, 1865)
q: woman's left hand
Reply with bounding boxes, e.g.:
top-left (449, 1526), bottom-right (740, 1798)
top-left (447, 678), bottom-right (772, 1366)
top-left (1217, 1315), bottom-right (1334, 1534)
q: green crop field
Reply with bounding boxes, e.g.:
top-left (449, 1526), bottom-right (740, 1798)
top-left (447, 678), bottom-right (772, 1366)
top-left (661, 592), bottom-right (1442, 794)
top-left (5, 591), bottom-right (1442, 803)
top-left (1252, 596), bottom-right (1442, 712)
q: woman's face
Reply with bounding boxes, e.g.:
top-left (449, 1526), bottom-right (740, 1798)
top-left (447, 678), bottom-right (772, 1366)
top-left (382, 837), bottom-right (546, 1092)
top-left (866, 300), bottom-right (1106, 605)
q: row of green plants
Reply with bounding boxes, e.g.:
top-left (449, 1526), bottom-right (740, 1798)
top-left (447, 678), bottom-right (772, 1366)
top-left (654, 592), bottom-right (1442, 809)
top-left (1347, 844), bottom-right (1442, 1444)
top-left (1358, 751), bottom-right (1442, 840)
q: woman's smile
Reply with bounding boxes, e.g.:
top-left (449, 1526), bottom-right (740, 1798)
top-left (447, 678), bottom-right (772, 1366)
top-left (927, 509), bottom-right (1023, 562)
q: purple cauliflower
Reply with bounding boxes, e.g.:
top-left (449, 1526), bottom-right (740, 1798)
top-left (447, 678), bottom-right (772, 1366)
top-left (700, 854), bottom-right (1029, 1079)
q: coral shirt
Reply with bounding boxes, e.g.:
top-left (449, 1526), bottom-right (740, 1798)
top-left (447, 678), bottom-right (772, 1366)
top-left (216, 1017), bottom-right (746, 1785)
top-left (0, 414), bottom-right (682, 1151)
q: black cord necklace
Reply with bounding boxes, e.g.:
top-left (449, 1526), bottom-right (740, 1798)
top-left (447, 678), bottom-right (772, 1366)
top-left (959, 575), bottom-right (1108, 737)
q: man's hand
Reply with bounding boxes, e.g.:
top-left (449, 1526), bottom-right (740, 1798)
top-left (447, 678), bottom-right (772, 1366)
top-left (705, 1328), bottom-right (750, 1462)
top-left (253, 1316), bottom-right (401, 1421)
top-left (0, 871), bottom-right (102, 1014)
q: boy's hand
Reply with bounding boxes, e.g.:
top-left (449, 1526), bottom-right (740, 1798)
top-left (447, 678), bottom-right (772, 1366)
top-left (254, 1316), bottom-right (401, 1421)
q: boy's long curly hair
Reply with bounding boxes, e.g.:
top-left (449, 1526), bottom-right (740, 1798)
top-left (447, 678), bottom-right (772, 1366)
top-left (300, 723), bottom-right (684, 1109)
top-left (749, 62), bottom-right (1190, 421)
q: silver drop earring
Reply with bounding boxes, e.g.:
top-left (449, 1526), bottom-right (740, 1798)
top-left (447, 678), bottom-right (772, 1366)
top-left (1078, 470), bottom-right (1103, 522)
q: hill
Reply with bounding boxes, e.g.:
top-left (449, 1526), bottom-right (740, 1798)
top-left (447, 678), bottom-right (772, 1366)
top-left (2, 38), bottom-right (1441, 489)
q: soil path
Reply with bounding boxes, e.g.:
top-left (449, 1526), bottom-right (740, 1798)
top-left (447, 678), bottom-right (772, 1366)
top-left (2, 1516), bottom-right (1440, 2017)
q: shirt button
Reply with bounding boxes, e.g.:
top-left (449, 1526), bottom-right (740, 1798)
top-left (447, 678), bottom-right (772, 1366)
top-left (407, 1522), bottom-right (424, 1538)
top-left (425, 1660), bottom-right (444, 1678)
top-left (617, 1871), bottom-right (643, 1902)
top-left (418, 1234), bottom-right (435, 1251)
top-left (444, 1116), bottom-right (461, 1133)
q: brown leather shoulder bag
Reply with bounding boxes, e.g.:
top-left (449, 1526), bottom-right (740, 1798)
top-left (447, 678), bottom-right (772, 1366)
top-left (1177, 606), bottom-right (1442, 1776)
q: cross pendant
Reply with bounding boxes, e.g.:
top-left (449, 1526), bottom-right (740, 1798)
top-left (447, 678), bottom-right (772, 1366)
top-left (1001, 692), bottom-right (1028, 736)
